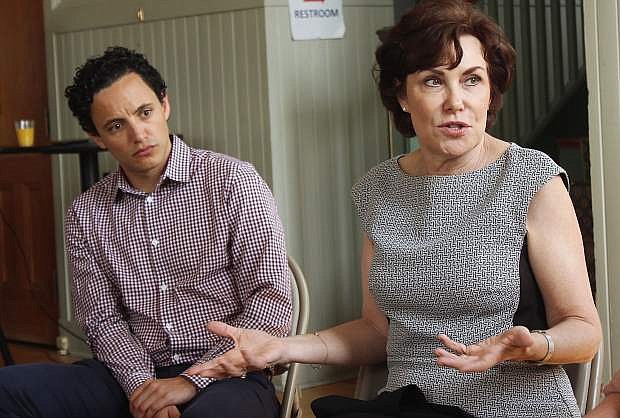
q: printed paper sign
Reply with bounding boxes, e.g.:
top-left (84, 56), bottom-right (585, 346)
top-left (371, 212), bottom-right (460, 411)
top-left (288, 0), bottom-right (345, 41)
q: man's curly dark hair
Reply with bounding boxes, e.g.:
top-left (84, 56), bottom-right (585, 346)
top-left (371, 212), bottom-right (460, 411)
top-left (65, 46), bottom-right (167, 135)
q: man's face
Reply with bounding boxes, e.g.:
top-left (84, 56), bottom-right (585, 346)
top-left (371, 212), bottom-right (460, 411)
top-left (88, 72), bottom-right (172, 188)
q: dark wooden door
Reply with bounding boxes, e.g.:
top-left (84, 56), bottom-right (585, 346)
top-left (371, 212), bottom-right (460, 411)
top-left (0, 155), bottom-right (58, 345)
top-left (0, 0), bottom-right (58, 345)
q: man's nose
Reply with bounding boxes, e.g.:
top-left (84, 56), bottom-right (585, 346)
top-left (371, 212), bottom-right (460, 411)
top-left (127, 122), bottom-right (146, 142)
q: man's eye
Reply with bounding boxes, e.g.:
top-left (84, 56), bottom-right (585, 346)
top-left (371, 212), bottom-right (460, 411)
top-left (108, 122), bottom-right (122, 132)
top-left (424, 77), bottom-right (441, 87)
top-left (143, 109), bottom-right (152, 117)
top-left (465, 75), bottom-right (482, 86)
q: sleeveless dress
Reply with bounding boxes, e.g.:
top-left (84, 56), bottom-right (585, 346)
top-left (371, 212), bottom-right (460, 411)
top-left (351, 143), bottom-right (580, 418)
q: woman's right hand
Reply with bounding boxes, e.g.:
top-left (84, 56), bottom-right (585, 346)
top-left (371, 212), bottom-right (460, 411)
top-left (186, 321), bottom-right (286, 379)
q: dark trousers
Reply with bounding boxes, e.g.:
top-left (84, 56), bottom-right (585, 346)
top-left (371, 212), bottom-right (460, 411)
top-left (311, 385), bottom-right (476, 418)
top-left (0, 359), bottom-right (279, 418)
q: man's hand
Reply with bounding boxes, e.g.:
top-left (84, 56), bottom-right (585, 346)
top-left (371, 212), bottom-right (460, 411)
top-left (130, 377), bottom-right (197, 418)
top-left (152, 406), bottom-right (181, 418)
top-left (434, 326), bottom-right (537, 372)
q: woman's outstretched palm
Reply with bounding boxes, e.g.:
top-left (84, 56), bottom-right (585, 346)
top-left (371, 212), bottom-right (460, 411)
top-left (434, 326), bottom-right (536, 372)
top-left (187, 321), bottom-right (285, 379)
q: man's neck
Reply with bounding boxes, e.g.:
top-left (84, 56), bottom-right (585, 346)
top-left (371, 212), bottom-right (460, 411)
top-left (123, 169), bottom-right (162, 193)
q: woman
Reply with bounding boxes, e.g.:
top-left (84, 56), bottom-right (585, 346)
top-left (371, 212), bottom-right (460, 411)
top-left (188, 1), bottom-right (601, 416)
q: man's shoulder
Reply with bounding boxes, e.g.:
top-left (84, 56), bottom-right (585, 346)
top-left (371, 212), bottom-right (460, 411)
top-left (68, 171), bottom-right (119, 216)
top-left (191, 148), bottom-right (260, 182)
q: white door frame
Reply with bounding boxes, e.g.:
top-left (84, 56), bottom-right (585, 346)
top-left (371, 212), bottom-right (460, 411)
top-left (584, 0), bottom-right (620, 386)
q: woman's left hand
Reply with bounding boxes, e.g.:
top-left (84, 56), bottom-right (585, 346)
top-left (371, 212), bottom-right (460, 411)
top-left (434, 326), bottom-right (536, 372)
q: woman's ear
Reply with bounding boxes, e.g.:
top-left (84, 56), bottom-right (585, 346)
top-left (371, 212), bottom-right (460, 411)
top-left (398, 98), bottom-right (409, 113)
top-left (395, 79), bottom-right (408, 113)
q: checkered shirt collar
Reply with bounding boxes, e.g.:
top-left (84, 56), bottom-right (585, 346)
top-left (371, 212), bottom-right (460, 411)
top-left (114, 134), bottom-right (191, 197)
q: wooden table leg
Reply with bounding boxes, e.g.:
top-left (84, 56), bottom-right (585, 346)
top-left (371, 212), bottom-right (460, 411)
top-left (0, 324), bottom-right (14, 366)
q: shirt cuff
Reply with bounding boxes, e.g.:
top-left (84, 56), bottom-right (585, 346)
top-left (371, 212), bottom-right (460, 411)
top-left (180, 372), bottom-right (216, 390)
top-left (125, 372), bottom-right (155, 397)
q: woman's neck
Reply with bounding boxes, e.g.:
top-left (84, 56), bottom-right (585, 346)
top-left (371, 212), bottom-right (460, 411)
top-left (402, 135), bottom-right (508, 176)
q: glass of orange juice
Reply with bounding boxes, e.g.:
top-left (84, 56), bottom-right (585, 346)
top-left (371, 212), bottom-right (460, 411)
top-left (14, 119), bottom-right (35, 147)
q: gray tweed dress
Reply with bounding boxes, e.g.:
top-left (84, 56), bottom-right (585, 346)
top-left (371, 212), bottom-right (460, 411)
top-left (351, 143), bottom-right (580, 417)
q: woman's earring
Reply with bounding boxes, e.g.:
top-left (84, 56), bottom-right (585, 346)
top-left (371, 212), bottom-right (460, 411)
top-left (402, 106), bottom-right (407, 112)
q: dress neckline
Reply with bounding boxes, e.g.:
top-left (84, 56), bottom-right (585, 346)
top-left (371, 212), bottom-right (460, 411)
top-left (393, 142), bottom-right (515, 180)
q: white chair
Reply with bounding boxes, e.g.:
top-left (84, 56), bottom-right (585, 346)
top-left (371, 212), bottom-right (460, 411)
top-left (565, 343), bottom-right (603, 414)
top-left (353, 362), bottom-right (387, 401)
top-left (354, 349), bottom-right (603, 414)
top-left (279, 256), bottom-right (310, 418)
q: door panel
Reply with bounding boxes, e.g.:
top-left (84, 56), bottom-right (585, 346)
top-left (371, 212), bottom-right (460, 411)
top-left (0, 154), bottom-right (58, 346)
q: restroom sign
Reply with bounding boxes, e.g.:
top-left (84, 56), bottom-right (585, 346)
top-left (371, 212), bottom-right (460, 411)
top-left (288, 0), bottom-right (345, 40)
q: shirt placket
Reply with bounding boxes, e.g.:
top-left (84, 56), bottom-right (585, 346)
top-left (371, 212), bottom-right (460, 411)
top-left (145, 190), bottom-right (179, 364)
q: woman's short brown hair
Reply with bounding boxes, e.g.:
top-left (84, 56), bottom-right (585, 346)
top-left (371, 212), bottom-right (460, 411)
top-left (375, 0), bottom-right (516, 137)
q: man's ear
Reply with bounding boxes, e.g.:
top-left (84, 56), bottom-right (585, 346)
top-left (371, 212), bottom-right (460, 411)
top-left (88, 133), bottom-right (106, 150)
top-left (162, 94), bottom-right (171, 121)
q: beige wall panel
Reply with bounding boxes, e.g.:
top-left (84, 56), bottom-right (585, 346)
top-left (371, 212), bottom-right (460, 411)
top-left (264, 3), bottom-right (392, 386)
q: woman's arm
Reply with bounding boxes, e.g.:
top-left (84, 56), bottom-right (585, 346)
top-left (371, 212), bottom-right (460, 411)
top-left (435, 175), bottom-right (602, 371)
top-left (281, 234), bottom-right (388, 365)
top-left (524, 175), bottom-right (602, 363)
top-left (187, 234), bottom-right (388, 378)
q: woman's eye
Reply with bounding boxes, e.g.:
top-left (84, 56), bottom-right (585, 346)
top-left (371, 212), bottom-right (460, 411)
top-left (424, 77), bottom-right (441, 87)
top-left (465, 75), bottom-right (482, 86)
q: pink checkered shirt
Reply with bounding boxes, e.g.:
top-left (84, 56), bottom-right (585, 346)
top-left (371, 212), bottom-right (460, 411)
top-left (65, 136), bottom-right (291, 397)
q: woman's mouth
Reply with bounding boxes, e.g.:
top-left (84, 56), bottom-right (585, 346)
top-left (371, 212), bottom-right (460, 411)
top-left (437, 122), bottom-right (471, 138)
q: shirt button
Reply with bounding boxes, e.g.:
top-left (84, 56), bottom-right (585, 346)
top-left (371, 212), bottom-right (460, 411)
top-left (165, 322), bottom-right (173, 332)
top-left (172, 354), bottom-right (180, 362)
top-left (160, 284), bottom-right (168, 292)
top-left (145, 196), bottom-right (154, 204)
top-left (151, 238), bottom-right (159, 247)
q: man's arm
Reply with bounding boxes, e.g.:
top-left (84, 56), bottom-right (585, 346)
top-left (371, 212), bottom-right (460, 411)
top-left (586, 370), bottom-right (620, 418)
top-left (585, 394), bottom-right (620, 418)
top-left (181, 163), bottom-right (292, 387)
top-left (65, 206), bottom-right (156, 397)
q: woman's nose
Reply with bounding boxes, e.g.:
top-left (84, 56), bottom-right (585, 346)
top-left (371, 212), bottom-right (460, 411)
top-left (443, 87), bottom-right (465, 112)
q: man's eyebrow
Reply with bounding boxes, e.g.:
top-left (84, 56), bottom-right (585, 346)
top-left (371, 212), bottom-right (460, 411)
top-left (101, 102), bottom-right (154, 127)
top-left (103, 117), bottom-right (124, 129)
top-left (134, 103), bottom-right (154, 115)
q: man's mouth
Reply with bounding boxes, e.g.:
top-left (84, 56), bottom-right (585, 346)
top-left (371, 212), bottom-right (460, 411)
top-left (134, 145), bottom-right (155, 157)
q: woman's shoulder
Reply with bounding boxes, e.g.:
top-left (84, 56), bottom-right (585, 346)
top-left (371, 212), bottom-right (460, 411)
top-left (505, 143), bottom-right (568, 189)
top-left (506, 143), bottom-right (557, 168)
top-left (351, 157), bottom-right (398, 199)
top-left (353, 157), bottom-right (399, 188)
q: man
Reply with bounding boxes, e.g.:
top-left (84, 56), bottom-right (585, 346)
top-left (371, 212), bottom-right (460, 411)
top-left (585, 370), bottom-right (620, 417)
top-left (0, 46), bottom-right (291, 418)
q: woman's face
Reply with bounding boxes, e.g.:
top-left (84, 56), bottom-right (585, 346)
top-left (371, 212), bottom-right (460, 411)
top-left (399, 35), bottom-right (491, 158)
